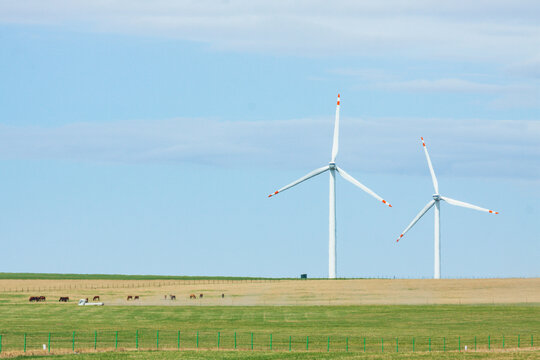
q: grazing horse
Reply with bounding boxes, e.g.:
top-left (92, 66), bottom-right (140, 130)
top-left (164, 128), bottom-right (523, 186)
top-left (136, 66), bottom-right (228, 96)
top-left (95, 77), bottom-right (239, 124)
top-left (29, 296), bottom-right (38, 302)
top-left (39, 296), bottom-right (46, 302)
top-left (170, 295), bottom-right (176, 300)
top-left (189, 294), bottom-right (196, 299)
top-left (222, 293), bottom-right (225, 298)
top-left (199, 293), bottom-right (203, 299)
top-left (93, 296), bottom-right (100, 301)
top-left (134, 295), bottom-right (140, 300)
top-left (127, 295), bottom-right (133, 301)
top-left (59, 297), bottom-right (69, 302)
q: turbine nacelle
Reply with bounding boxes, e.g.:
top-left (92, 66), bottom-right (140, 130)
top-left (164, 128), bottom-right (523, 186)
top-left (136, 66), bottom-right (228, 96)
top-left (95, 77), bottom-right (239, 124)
top-left (328, 162), bottom-right (337, 170)
top-left (432, 194), bottom-right (441, 201)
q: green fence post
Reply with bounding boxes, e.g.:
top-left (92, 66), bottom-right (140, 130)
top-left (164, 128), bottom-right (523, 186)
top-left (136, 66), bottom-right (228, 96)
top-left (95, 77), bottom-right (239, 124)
top-left (443, 337), bottom-right (445, 352)
top-left (396, 337), bottom-right (398, 352)
top-left (503, 335), bottom-right (504, 349)
top-left (327, 336), bottom-right (330, 352)
top-left (381, 338), bottom-right (383, 352)
top-left (363, 337), bottom-right (366, 352)
top-left (289, 336), bottom-right (291, 351)
top-left (346, 337), bottom-right (348, 352)
top-left (196, 331), bottom-right (199, 349)
top-left (306, 336), bottom-right (309, 351)
top-left (251, 333), bottom-right (253, 350)
top-left (178, 330), bottom-right (180, 350)
top-left (531, 334), bottom-right (533, 347)
top-left (269, 333), bottom-right (271, 350)
top-left (72, 331), bottom-right (75, 351)
top-left (94, 331), bottom-right (97, 350)
top-left (413, 337), bottom-right (415, 352)
top-left (475, 336), bottom-right (476, 351)
top-left (218, 332), bottom-right (220, 350)
top-left (518, 334), bottom-right (520, 348)
top-left (115, 331), bottom-right (118, 350)
top-left (136, 330), bottom-right (139, 350)
top-left (157, 330), bottom-right (159, 349)
top-left (48, 332), bottom-right (51, 352)
top-left (458, 336), bottom-right (461, 351)
top-left (488, 335), bottom-right (490, 350)
top-left (235, 332), bottom-right (237, 349)
top-left (429, 337), bottom-right (431, 352)
top-left (24, 333), bottom-right (26, 352)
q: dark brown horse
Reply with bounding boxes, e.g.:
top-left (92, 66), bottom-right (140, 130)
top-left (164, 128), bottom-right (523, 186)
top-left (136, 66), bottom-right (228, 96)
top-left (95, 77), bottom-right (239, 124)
top-left (93, 296), bottom-right (100, 301)
top-left (189, 294), bottom-right (196, 299)
top-left (127, 295), bottom-right (133, 300)
top-left (59, 297), bottom-right (69, 302)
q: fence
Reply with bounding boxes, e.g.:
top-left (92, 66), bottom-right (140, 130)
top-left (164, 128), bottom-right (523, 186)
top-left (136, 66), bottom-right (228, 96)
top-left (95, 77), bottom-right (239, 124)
top-left (0, 331), bottom-right (535, 354)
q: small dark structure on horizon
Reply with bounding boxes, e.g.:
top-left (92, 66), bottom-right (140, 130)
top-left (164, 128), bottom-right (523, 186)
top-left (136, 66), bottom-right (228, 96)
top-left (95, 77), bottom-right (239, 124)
top-left (300, 274), bottom-right (307, 279)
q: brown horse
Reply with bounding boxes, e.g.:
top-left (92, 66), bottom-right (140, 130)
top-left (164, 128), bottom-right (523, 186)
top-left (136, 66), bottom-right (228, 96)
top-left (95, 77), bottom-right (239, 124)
top-left (189, 294), bottom-right (196, 299)
top-left (199, 293), bottom-right (203, 298)
top-left (127, 295), bottom-right (133, 300)
top-left (170, 295), bottom-right (176, 300)
top-left (93, 296), bottom-right (100, 301)
top-left (134, 295), bottom-right (140, 300)
top-left (59, 297), bottom-right (69, 302)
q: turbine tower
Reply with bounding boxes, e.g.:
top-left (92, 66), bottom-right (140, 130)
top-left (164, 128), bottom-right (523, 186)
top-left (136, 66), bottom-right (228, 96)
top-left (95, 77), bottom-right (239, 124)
top-left (268, 94), bottom-right (392, 279)
top-left (397, 137), bottom-right (499, 279)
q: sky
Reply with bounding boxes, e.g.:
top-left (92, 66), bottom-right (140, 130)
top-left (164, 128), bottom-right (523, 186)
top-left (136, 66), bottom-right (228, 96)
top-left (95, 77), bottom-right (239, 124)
top-left (0, 1), bottom-right (538, 278)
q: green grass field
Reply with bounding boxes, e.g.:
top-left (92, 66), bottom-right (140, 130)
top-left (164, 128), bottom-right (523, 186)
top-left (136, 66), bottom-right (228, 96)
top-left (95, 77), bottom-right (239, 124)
top-left (0, 303), bottom-right (538, 357)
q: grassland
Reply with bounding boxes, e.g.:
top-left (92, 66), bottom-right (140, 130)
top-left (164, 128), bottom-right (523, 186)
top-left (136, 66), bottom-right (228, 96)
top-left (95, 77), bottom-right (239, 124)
top-left (0, 277), bottom-right (538, 358)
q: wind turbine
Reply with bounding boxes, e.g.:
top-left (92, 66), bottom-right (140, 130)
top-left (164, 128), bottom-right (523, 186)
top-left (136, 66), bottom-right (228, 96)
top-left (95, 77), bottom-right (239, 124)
top-left (396, 137), bottom-right (499, 279)
top-left (268, 94), bottom-right (392, 279)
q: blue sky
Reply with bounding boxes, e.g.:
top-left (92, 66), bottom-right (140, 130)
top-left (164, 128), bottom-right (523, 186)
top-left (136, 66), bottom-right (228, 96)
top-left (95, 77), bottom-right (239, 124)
top-left (0, 1), bottom-right (538, 278)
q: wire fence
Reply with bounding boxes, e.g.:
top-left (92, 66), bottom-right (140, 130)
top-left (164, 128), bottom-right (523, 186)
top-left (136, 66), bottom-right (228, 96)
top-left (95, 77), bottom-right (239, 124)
top-left (0, 330), bottom-right (536, 355)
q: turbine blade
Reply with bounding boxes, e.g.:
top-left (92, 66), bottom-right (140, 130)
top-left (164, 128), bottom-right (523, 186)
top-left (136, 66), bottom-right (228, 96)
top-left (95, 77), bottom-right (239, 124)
top-left (268, 165), bottom-right (330, 197)
top-left (336, 166), bottom-right (392, 207)
top-left (397, 200), bottom-right (436, 242)
top-left (421, 137), bottom-right (439, 194)
top-left (441, 196), bottom-right (499, 214)
top-left (331, 94), bottom-right (340, 162)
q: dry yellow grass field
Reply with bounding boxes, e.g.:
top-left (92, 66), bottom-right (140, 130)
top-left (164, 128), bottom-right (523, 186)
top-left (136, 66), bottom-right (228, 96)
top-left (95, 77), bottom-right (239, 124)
top-left (1, 278), bottom-right (538, 306)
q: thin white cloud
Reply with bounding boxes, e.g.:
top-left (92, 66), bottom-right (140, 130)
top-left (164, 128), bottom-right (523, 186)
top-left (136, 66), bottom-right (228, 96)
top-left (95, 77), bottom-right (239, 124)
top-left (0, 1), bottom-right (539, 63)
top-left (0, 116), bottom-right (538, 180)
top-left (377, 79), bottom-right (505, 93)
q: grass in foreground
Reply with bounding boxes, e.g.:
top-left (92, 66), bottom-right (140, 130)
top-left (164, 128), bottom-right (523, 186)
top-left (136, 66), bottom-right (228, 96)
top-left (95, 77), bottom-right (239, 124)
top-left (5, 349), bottom-right (540, 360)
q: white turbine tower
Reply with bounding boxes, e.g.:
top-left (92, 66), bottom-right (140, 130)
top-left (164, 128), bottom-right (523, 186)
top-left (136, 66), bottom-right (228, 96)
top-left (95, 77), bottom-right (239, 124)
top-left (268, 94), bottom-right (392, 279)
top-left (396, 137), bottom-right (499, 279)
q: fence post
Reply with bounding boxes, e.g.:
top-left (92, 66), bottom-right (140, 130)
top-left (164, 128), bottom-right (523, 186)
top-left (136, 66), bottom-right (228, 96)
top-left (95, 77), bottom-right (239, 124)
top-left (346, 337), bottom-right (348, 352)
top-left (503, 335), bottom-right (504, 349)
top-left (0, 334), bottom-right (2, 354)
top-left (443, 337), bottom-right (445, 352)
top-left (327, 336), bottom-right (330, 352)
top-left (475, 336), bottom-right (476, 351)
top-left (115, 331), bottom-right (118, 350)
top-left (269, 333), bottom-right (271, 350)
top-left (364, 337), bottom-right (366, 352)
top-left (24, 333), bottom-right (26, 352)
top-left (157, 330), bottom-right (159, 349)
top-left (197, 331), bottom-right (199, 349)
top-left (488, 335), bottom-right (490, 350)
top-left (136, 330), bottom-right (138, 350)
top-left (94, 331), bottom-right (97, 350)
top-left (218, 332), bottom-right (220, 350)
top-left (306, 336), bottom-right (309, 351)
top-left (235, 332), bottom-right (237, 349)
top-left (381, 338), bottom-right (383, 352)
top-left (429, 337), bottom-right (431, 352)
top-left (459, 336), bottom-right (461, 351)
top-left (72, 331), bottom-right (75, 351)
top-left (396, 337), bottom-right (398, 352)
top-left (413, 337), bottom-right (415, 352)
top-left (289, 336), bottom-right (291, 351)
top-left (518, 334), bottom-right (520, 348)
top-left (178, 330), bottom-right (180, 350)
top-left (531, 334), bottom-right (533, 347)
top-left (48, 332), bottom-right (51, 352)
